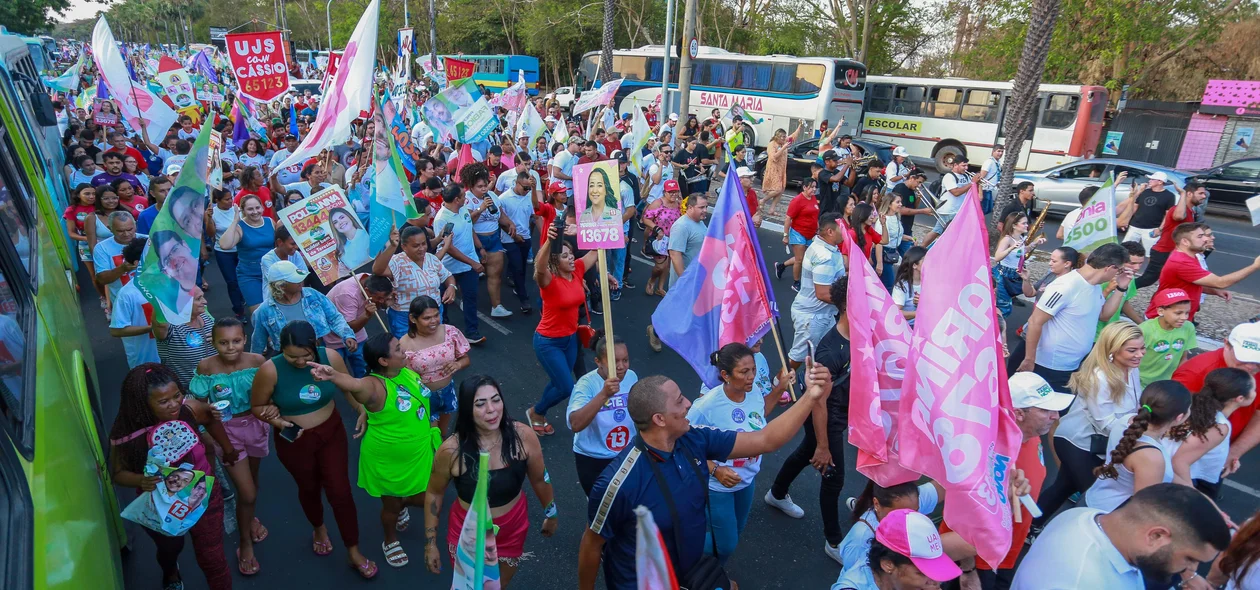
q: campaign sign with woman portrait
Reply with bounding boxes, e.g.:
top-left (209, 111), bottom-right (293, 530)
top-left (136, 129), bottom-right (210, 323)
top-left (278, 186), bottom-right (370, 285)
top-left (572, 160), bottom-right (624, 250)
top-left (121, 464), bottom-right (215, 536)
top-left (422, 77), bottom-right (498, 144)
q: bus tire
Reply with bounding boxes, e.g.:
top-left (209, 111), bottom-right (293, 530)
top-left (932, 143), bottom-right (966, 173)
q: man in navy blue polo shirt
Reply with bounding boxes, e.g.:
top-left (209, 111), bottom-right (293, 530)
top-left (577, 367), bottom-right (833, 589)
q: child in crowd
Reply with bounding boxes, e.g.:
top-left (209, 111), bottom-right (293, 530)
top-left (1138, 288), bottom-right (1197, 388)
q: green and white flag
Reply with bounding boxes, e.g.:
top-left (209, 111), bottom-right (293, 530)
top-left (136, 128), bottom-right (210, 323)
top-left (451, 451), bottom-right (500, 589)
top-left (516, 104), bottom-right (547, 147)
top-left (629, 105), bottom-right (653, 177)
top-left (1062, 173), bottom-right (1119, 254)
top-left (551, 118), bottom-right (569, 149)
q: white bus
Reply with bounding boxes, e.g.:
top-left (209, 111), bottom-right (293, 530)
top-left (574, 46), bottom-right (867, 149)
top-left (860, 75), bottom-right (1108, 172)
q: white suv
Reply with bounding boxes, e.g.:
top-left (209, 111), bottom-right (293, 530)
top-left (552, 86), bottom-right (575, 111)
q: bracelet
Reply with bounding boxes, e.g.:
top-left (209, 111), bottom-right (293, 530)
top-left (710, 464), bottom-right (718, 476)
top-left (544, 501), bottom-right (558, 519)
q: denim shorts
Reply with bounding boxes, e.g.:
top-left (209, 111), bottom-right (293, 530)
top-left (788, 228), bottom-right (810, 246)
top-left (430, 382), bottom-right (458, 416)
top-left (931, 213), bottom-right (956, 235)
top-left (477, 231), bottom-right (505, 254)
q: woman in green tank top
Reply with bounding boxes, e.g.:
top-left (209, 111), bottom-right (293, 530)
top-left (308, 332), bottom-right (443, 569)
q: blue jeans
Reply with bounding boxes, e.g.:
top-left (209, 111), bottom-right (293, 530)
top-left (453, 270), bottom-right (481, 338)
top-left (993, 264), bottom-right (1023, 318)
top-left (880, 246), bottom-right (898, 290)
top-left (335, 345), bottom-right (367, 378)
top-left (608, 247), bottom-right (626, 293)
top-left (503, 240), bottom-right (532, 306)
top-left (982, 189), bottom-right (995, 215)
top-left (213, 249), bottom-right (245, 315)
top-left (706, 484), bottom-right (755, 564)
top-left (387, 307), bottom-right (409, 339)
top-left (532, 332), bottom-right (577, 417)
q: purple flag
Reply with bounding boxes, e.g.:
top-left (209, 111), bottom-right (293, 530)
top-left (231, 101), bottom-right (250, 149)
top-left (649, 161), bottom-right (779, 387)
top-left (191, 50), bottom-right (219, 84)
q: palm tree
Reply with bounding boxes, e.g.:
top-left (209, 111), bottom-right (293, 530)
top-left (991, 0), bottom-right (1062, 235)
top-left (598, 0), bottom-right (614, 82)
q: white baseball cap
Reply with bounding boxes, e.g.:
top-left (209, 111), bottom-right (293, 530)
top-left (1148, 171), bottom-right (1171, 184)
top-left (1008, 372), bottom-right (1075, 412)
top-left (265, 260), bottom-right (308, 284)
top-left (668, 112), bottom-right (679, 121)
top-left (736, 166), bottom-right (755, 178)
top-left (876, 509), bottom-right (963, 582)
top-left (1228, 322), bottom-right (1260, 364)
top-left (892, 146), bottom-right (910, 157)
top-left (544, 115), bottom-right (557, 123)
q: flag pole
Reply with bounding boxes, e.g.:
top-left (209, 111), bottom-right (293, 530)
top-left (768, 318), bottom-right (797, 402)
top-left (352, 272), bottom-right (389, 330)
top-left (596, 249), bottom-right (616, 369)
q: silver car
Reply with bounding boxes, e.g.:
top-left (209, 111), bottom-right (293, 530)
top-left (1013, 158), bottom-right (1191, 213)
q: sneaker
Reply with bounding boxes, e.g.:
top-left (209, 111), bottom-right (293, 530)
top-left (622, 279), bottom-right (636, 290)
top-left (846, 497), bottom-right (857, 512)
top-left (791, 280), bottom-right (801, 292)
top-left (520, 305), bottom-right (533, 315)
top-left (526, 255), bottom-right (534, 264)
top-left (610, 289), bottom-right (622, 302)
top-left (467, 335), bottom-right (487, 346)
top-left (763, 491), bottom-right (805, 519)
top-left (590, 300), bottom-right (603, 315)
top-left (491, 305), bottom-right (513, 318)
top-left (647, 325), bottom-right (662, 353)
top-left (824, 541), bottom-right (843, 566)
top-left (774, 261), bottom-right (785, 280)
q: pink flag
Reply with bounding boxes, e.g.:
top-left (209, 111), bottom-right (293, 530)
top-left (897, 185), bottom-right (1022, 568)
top-left (846, 251), bottom-right (921, 487)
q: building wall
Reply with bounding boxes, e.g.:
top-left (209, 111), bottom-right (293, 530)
top-left (1213, 116), bottom-right (1260, 166)
top-left (1175, 113), bottom-right (1227, 170)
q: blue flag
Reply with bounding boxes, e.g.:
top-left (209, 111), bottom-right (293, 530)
top-left (289, 102), bottom-right (299, 139)
top-left (649, 156), bottom-right (779, 387)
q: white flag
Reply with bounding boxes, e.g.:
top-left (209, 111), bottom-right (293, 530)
top-left (92, 17), bottom-right (177, 138)
top-left (516, 105), bottom-right (547, 146)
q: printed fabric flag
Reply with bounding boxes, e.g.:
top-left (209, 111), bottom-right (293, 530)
top-left (634, 506), bottom-right (679, 590)
top-left (1062, 173), bottom-right (1118, 254)
top-left (154, 56), bottom-right (198, 109)
top-left (572, 78), bottom-right (624, 116)
top-left (845, 247), bottom-right (921, 487)
top-left (371, 93), bottom-right (422, 256)
top-left (135, 128), bottom-right (211, 324)
top-left (422, 77), bottom-right (498, 144)
top-left (650, 158), bottom-right (778, 388)
top-left (381, 92), bottom-right (421, 175)
top-left (190, 49), bottom-right (219, 84)
top-left (45, 53), bottom-right (85, 93)
top-left (273, 0), bottom-right (379, 174)
top-left (629, 105), bottom-right (652, 177)
top-left (230, 101), bottom-right (250, 149)
top-left (516, 104), bottom-right (547, 146)
top-left (897, 185), bottom-right (1022, 569)
top-left (551, 120), bottom-right (570, 149)
top-left (451, 452), bottom-right (501, 590)
top-left (488, 72), bottom-right (528, 112)
top-left (92, 17), bottom-right (178, 138)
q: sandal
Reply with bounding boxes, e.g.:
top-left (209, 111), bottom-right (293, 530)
top-left (382, 541), bottom-right (409, 567)
top-left (351, 559), bottom-right (379, 579)
top-left (527, 409), bottom-right (555, 436)
top-left (251, 517), bottom-right (269, 543)
top-left (396, 507), bottom-right (410, 532)
top-left (236, 548), bottom-right (260, 575)
top-left (312, 533), bottom-right (333, 556)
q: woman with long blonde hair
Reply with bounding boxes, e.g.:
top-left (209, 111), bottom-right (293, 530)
top-left (1031, 322), bottom-right (1145, 531)
top-left (758, 123), bottom-right (805, 214)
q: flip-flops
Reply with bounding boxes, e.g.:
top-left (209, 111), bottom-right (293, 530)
top-left (236, 548), bottom-right (260, 576)
top-left (351, 559), bottom-right (379, 579)
top-left (383, 541), bottom-right (409, 568)
top-left (527, 409), bottom-right (555, 436)
top-left (312, 533), bottom-right (333, 556)
top-left (251, 518), bottom-right (269, 543)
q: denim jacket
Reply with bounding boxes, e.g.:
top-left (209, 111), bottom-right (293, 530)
top-left (250, 288), bottom-right (356, 354)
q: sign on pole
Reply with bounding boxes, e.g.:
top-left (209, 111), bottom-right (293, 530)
top-left (444, 57), bottom-right (476, 83)
top-left (278, 186), bottom-right (370, 285)
top-left (225, 31), bottom-right (291, 103)
top-left (572, 160), bottom-right (625, 250)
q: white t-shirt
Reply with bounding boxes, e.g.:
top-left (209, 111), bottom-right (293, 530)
top-left (1061, 207), bottom-right (1083, 234)
top-left (284, 181), bottom-right (331, 199)
top-left (1055, 367), bottom-right (1141, 454)
top-left (497, 189), bottom-right (535, 243)
top-left (93, 237), bottom-right (139, 301)
top-left (891, 281), bottom-right (920, 309)
top-left (467, 192), bottom-right (501, 234)
top-left (1010, 508), bottom-right (1143, 590)
top-left (495, 168), bottom-right (541, 195)
top-left (270, 149), bottom-right (304, 184)
top-left (110, 281), bottom-right (160, 368)
top-left (239, 153), bottom-right (268, 169)
top-left (938, 171), bottom-right (968, 215)
top-left (1084, 414), bottom-right (1173, 512)
top-left (883, 161), bottom-right (910, 189)
top-left (1033, 270), bottom-right (1104, 371)
top-left (433, 204), bottom-right (479, 274)
top-left (688, 386), bottom-right (771, 492)
top-left (832, 483), bottom-right (939, 590)
top-left (791, 238), bottom-right (845, 317)
top-left (566, 369), bottom-right (639, 460)
top-left (551, 149), bottom-right (578, 193)
top-left (259, 249), bottom-right (309, 284)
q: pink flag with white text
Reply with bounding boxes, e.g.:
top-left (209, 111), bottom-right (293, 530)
top-left (92, 17), bottom-right (178, 137)
top-left (846, 251), bottom-right (921, 487)
top-left (897, 185), bottom-right (1022, 568)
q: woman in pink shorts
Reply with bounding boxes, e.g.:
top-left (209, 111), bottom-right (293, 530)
top-left (189, 316), bottom-right (270, 575)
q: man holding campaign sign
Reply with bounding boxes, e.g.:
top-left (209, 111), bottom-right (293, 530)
top-left (136, 127), bottom-right (210, 324)
top-left (224, 31), bottom-right (290, 103)
top-left (1062, 173), bottom-right (1119, 254)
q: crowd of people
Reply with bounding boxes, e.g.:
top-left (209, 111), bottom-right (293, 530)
top-left (46, 39), bottom-right (1260, 590)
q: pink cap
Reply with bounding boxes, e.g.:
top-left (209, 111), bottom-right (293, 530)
top-left (875, 509), bottom-right (962, 582)
top-left (663, 179), bottom-right (681, 193)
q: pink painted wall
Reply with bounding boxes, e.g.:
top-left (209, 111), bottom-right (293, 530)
top-left (1176, 113), bottom-right (1226, 170)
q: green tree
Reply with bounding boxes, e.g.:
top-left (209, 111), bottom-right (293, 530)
top-left (2, 0), bottom-right (73, 34)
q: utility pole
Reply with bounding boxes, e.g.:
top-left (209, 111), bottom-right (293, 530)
top-left (673, 0), bottom-right (697, 140)
top-left (660, 0), bottom-right (675, 118)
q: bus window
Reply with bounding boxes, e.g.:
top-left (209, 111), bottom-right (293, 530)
top-left (927, 87), bottom-right (963, 119)
top-left (833, 63), bottom-right (866, 91)
top-left (613, 55), bottom-right (648, 81)
top-left (961, 89), bottom-right (1000, 122)
top-left (0, 163), bottom-right (30, 433)
top-left (691, 60), bottom-right (707, 85)
top-left (578, 54), bottom-right (599, 89)
top-left (1040, 94), bottom-right (1079, 129)
top-left (647, 57), bottom-right (663, 82)
top-left (891, 86), bottom-right (926, 115)
top-left (770, 64), bottom-right (796, 93)
top-left (709, 61), bottom-right (737, 87)
top-left (796, 64), bottom-right (825, 94)
top-left (738, 63), bottom-right (772, 91)
top-left (867, 84), bottom-right (893, 112)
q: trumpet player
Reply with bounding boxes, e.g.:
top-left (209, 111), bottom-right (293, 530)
top-left (979, 144), bottom-right (1004, 214)
top-left (884, 146), bottom-right (912, 192)
top-left (920, 157), bottom-right (976, 247)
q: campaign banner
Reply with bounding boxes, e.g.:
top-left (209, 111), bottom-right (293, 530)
top-left (381, 92), bottom-right (421, 174)
top-left (572, 78), bottom-right (624, 116)
top-left (279, 186), bottom-right (370, 285)
top-left (121, 464), bottom-right (215, 537)
top-left (397, 27), bottom-right (414, 56)
top-left (322, 51), bottom-right (343, 90)
top-left (93, 98), bottom-right (119, 126)
top-left (573, 160), bottom-right (624, 250)
top-left (225, 31), bottom-right (290, 103)
top-left (422, 77), bottom-right (497, 144)
top-left (155, 56), bottom-right (198, 109)
top-left (207, 130), bottom-right (223, 190)
top-left (1062, 174), bottom-right (1118, 254)
top-left (444, 57), bottom-right (476, 83)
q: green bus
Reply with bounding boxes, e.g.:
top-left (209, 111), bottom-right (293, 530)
top-left (0, 33), bottom-right (127, 590)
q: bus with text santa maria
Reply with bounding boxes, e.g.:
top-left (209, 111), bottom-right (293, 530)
top-left (860, 75), bottom-right (1107, 172)
top-left (575, 46), bottom-right (867, 149)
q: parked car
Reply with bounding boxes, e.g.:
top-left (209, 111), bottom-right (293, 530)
top-left (1012, 158), bottom-right (1191, 213)
top-left (289, 79), bottom-right (323, 97)
top-left (552, 86), bottom-right (576, 111)
top-left (753, 136), bottom-right (895, 187)
top-left (1186, 157), bottom-right (1260, 212)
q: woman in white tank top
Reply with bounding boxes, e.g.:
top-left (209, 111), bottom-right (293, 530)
top-left (1172, 367), bottom-right (1257, 499)
top-left (1085, 380), bottom-right (1191, 513)
top-left (206, 188), bottom-right (246, 319)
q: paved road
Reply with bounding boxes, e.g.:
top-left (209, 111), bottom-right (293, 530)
top-left (91, 217), bottom-right (1260, 589)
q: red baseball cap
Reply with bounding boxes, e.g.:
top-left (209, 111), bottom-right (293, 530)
top-left (1151, 288), bottom-right (1192, 309)
top-left (875, 509), bottom-right (963, 582)
top-left (547, 181), bottom-right (568, 194)
top-left (663, 179), bottom-right (681, 193)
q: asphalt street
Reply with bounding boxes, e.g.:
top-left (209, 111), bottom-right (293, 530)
top-left (92, 212), bottom-right (1260, 589)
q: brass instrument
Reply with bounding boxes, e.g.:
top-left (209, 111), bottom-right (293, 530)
top-left (963, 170), bottom-right (998, 190)
top-left (1022, 201), bottom-right (1052, 265)
top-left (914, 182), bottom-right (948, 228)
top-left (852, 153), bottom-right (879, 167)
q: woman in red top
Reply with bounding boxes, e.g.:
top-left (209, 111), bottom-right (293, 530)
top-left (235, 166), bottom-right (276, 218)
top-left (847, 201), bottom-right (887, 272)
top-left (532, 181), bottom-right (567, 242)
top-left (525, 224), bottom-right (616, 436)
top-left (775, 178), bottom-right (820, 288)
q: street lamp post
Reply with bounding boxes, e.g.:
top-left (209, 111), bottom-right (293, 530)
top-left (326, 0), bottom-right (334, 51)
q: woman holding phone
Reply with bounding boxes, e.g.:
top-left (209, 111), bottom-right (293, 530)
top-left (249, 320), bottom-right (377, 579)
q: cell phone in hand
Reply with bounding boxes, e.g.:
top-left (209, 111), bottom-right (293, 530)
top-left (805, 341), bottom-right (815, 373)
top-left (279, 424), bottom-right (303, 443)
top-left (440, 222), bottom-right (454, 238)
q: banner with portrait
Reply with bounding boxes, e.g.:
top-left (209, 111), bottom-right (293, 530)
top-left (154, 56), bottom-right (198, 109)
top-left (207, 130), bottom-right (223, 190)
top-left (279, 186), bottom-right (370, 285)
top-left (421, 77), bottom-right (497, 144)
top-left (572, 160), bottom-right (624, 250)
top-left (121, 464), bottom-right (216, 536)
top-left (136, 129), bottom-right (210, 324)
top-left (93, 98), bottom-right (119, 126)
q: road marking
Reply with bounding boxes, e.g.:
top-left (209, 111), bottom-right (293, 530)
top-left (1210, 250), bottom-right (1255, 260)
top-left (455, 300), bottom-right (512, 335)
top-left (1212, 231), bottom-right (1260, 242)
top-left (1223, 478), bottom-right (1260, 500)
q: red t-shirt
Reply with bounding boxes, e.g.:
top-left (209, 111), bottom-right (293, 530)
top-left (1147, 250), bottom-right (1209, 320)
top-left (847, 225), bottom-right (883, 260)
top-left (63, 204), bottom-right (96, 234)
top-left (1173, 349), bottom-right (1259, 444)
top-left (1151, 207), bottom-right (1192, 253)
top-left (235, 186), bottom-right (275, 218)
top-left (577, 155), bottom-right (604, 166)
top-left (106, 146), bottom-right (146, 167)
top-left (786, 195), bottom-right (819, 239)
top-left (119, 195), bottom-right (150, 217)
top-left (743, 187), bottom-right (759, 217)
top-left (536, 259), bottom-right (586, 338)
top-left (600, 139), bottom-right (621, 156)
top-left (534, 202), bottom-right (557, 233)
top-left (939, 436), bottom-right (1046, 571)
